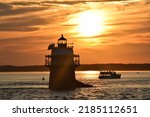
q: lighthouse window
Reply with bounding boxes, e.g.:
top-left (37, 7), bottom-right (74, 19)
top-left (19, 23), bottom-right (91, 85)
top-left (58, 40), bottom-right (66, 44)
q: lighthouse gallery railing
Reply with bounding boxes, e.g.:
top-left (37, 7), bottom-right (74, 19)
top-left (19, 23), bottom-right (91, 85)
top-left (45, 55), bottom-right (80, 66)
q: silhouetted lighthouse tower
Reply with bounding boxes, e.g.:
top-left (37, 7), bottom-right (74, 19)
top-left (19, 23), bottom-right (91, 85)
top-left (45, 35), bottom-right (80, 90)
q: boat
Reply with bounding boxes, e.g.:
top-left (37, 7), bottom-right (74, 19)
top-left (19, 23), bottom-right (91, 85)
top-left (98, 71), bottom-right (121, 79)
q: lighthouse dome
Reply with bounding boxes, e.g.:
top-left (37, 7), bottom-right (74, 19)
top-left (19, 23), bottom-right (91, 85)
top-left (58, 34), bottom-right (67, 41)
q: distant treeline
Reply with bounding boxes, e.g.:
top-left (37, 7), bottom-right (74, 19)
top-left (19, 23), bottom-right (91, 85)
top-left (76, 64), bottom-right (150, 71)
top-left (0, 64), bottom-right (150, 72)
top-left (0, 65), bottom-right (48, 72)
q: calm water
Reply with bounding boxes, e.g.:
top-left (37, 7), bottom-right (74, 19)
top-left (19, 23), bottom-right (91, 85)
top-left (0, 71), bottom-right (150, 100)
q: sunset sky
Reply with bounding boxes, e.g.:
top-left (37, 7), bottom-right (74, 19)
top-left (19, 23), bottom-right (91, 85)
top-left (0, 0), bottom-right (150, 65)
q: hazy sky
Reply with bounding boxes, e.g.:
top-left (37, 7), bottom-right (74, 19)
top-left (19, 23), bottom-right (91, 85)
top-left (0, 0), bottom-right (150, 65)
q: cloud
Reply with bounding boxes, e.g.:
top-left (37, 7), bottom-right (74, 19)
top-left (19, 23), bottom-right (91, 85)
top-left (41, 0), bottom-right (85, 5)
top-left (0, 2), bottom-right (12, 10)
top-left (0, 36), bottom-right (49, 47)
top-left (11, 1), bottom-right (40, 6)
top-left (142, 0), bottom-right (150, 4)
top-left (0, 27), bottom-right (39, 32)
top-left (0, 16), bottom-right (48, 31)
top-left (10, 0), bottom-right (127, 6)
top-left (0, 0), bottom-right (143, 17)
top-left (0, 5), bottom-right (48, 16)
top-left (0, 0), bottom-right (139, 8)
top-left (0, 1), bottom-right (80, 32)
top-left (126, 26), bottom-right (150, 34)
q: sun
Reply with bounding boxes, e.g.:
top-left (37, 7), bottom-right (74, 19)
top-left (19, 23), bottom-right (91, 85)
top-left (76, 10), bottom-right (106, 37)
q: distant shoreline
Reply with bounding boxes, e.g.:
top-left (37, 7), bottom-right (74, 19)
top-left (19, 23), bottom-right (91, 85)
top-left (0, 64), bottom-right (150, 72)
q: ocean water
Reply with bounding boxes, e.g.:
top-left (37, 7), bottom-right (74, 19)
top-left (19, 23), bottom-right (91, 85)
top-left (0, 71), bottom-right (150, 100)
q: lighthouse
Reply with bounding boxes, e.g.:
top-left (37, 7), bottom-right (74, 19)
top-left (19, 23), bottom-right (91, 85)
top-left (45, 35), bottom-right (81, 90)
top-left (45, 35), bottom-right (93, 90)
